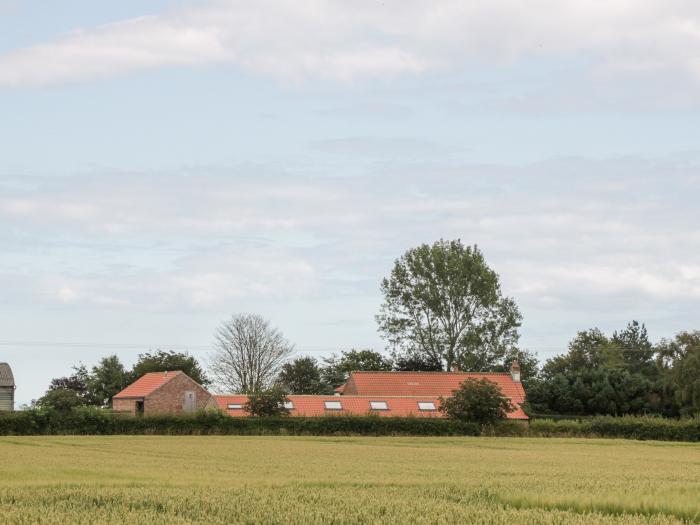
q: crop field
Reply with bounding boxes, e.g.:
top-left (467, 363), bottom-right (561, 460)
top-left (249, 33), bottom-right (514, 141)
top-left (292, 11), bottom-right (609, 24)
top-left (0, 436), bottom-right (698, 524)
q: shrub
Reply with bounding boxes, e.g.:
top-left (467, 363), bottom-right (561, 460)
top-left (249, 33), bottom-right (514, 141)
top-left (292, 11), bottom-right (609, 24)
top-left (244, 386), bottom-right (291, 417)
top-left (439, 378), bottom-right (514, 424)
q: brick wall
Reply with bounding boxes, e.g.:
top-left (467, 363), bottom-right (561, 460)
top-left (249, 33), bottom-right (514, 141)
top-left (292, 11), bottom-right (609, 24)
top-left (113, 398), bottom-right (138, 414)
top-left (144, 373), bottom-right (213, 415)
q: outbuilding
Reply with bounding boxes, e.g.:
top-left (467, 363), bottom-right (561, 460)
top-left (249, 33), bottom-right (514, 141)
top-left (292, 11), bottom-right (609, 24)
top-left (0, 362), bottom-right (15, 412)
top-left (112, 371), bottom-right (216, 415)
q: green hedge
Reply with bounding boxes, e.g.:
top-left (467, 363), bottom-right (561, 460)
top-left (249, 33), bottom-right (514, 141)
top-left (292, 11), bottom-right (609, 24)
top-left (0, 409), bottom-right (481, 437)
top-left (1, 410), bottom-right (698, 441)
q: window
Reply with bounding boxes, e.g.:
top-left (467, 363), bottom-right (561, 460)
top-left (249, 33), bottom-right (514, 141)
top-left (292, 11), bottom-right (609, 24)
top-left (283, 401), bottom-right (294, 410)
top-left (370, 401), bottom-right (388, 410)
top-left (418, 402), bottom-right (436, 411)
top-left (227, 404), bottom-right (243, 410)
top-left (324, 401), bottom-right (342, 410)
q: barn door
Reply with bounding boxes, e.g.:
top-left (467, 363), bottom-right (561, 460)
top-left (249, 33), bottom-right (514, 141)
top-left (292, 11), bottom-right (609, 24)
top-left (184, 391), bottom-right (196, 412)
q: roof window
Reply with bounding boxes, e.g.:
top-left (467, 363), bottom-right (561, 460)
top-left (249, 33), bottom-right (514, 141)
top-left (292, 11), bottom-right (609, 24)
top-left (283, 401), bottom-right (294, 409)
top-left (370, 401), bottom-right (388, 410)
top-left (324, 401), bottom-right (342, 410)
top-left (227, 403), bottom-right (244, 410)
top-left (418, 402), bottom-right (436, 411)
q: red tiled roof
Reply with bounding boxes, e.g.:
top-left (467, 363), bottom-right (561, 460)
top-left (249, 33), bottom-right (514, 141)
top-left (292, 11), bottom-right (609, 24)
top-left (214, 394), bottom-right (528, 420)
top-left (342, 371), bottom-right (526, 405)
top-left (113, 371), bottom-right (183, 398)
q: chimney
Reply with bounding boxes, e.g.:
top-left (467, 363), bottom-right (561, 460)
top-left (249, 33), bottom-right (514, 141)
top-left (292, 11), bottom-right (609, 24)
top-left (510, 360), bottom-right (521, 382)
top-left (451, 364), bottom-right (460, 372)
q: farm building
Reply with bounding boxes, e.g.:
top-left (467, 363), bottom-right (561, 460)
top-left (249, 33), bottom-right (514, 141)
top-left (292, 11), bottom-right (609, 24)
top-left (114, 362), bottom-right (527, 419)
top-left (0, 362), bottom-right (15, 412)
top-left (112, 370), bottom-right (217, 415)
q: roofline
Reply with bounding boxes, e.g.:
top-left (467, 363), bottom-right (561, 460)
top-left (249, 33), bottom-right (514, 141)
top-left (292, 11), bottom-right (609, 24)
top-left (113, 370), bottom-right (184, 399)
top-left (214, 394), bottom-right (518, 400)
top-left (348, 371), bottom-right (512, 375)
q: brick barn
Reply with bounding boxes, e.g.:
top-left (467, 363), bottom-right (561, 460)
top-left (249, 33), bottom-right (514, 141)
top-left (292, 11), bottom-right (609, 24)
top-left (113, 362), bottom-right (527, 419)
top-left (113, 371), bottom-right (217, 415)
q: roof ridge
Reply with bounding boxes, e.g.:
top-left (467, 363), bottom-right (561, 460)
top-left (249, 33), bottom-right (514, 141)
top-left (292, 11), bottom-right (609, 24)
top-left (350, 370), bottom-right (511, 375)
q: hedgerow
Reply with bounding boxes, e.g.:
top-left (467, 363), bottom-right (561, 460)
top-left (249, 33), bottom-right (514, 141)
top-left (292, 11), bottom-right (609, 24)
top-left (0, 409), bottom-right (698, 441)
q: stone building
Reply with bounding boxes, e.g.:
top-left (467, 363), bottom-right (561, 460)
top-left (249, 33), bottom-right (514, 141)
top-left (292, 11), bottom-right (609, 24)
top-left (112, 371), bottom-right (216, 415)
top-left (0, 362), bottom-right (15, 412)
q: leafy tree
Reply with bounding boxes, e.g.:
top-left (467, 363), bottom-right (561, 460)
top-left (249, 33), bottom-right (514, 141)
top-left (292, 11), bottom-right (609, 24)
top-left (531, 322), bottom-right (674, 416)
top-left (48, 373), bottom-right (88, 397)
top-left (541, 328), bottom-right (615, 379)
top-left (612, 321), bottom-right (655, 375)
top-left (439, 378), bottom-right (514, 424)
top-left (210, 314), bottom-right (294, 393)
top-left (663, 331), bottom-right (700, 416)
top-left (85, 355), bottom-right (130, 408)
top-left (131, 350), bottom-right (210, 386)
top-left (392, 350), bottom-right (443, 371)
top-left (277, 357), bottom-right (330, 394)
top-left (244, 386), bottom-right (290, 417)
top-left (35, 388), bottom-right (86, 412)
top-left (321, 349), bottom-right (393, 388)
top-left (377, 240), bottom-right (522, 371)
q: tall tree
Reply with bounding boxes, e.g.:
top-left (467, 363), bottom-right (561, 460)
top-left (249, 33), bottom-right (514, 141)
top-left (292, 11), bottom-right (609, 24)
top-left (277, 357), bottom-right (329, 394)
top-left (321, 349), bottom-right (393, 388)
top-left (662, 331), bottom-right (700, 416)
top-left (131, 350), bottom-right (210, 386)
top-left (85, 355), bottom-right (130, 408)
top-left (209, 314), bottom-right (294, 393)
top-left (392, 350), bottom-right (443, 372)
top-left (377, 240), bottom-right (522, 371)
top-left (612, 321), bottom-right (655, 375)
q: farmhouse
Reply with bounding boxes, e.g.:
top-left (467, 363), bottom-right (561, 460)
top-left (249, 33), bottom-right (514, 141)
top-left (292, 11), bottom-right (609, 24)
top-left (113, 362), bottom-right (527, 419)
top-left (0, 362), bottom-right (15, 412)
top-left (112, 370), bottom-right (217, 415)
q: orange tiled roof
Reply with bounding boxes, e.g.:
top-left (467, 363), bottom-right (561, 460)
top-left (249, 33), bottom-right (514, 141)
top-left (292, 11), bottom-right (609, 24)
top-left (342, 371), bottom-right (526, 404)
top-left (113, 371), bottom-right (183, 398)
top-left (214, 394), bottom-right (528, 420)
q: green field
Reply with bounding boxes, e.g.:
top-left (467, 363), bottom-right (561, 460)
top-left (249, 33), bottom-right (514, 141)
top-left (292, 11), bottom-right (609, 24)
top-left (0, 436), bottom-right (698, 524)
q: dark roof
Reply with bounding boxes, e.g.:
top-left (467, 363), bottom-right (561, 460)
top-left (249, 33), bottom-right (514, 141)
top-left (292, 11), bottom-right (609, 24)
top-left (0, 363), bottom-right (15, 387)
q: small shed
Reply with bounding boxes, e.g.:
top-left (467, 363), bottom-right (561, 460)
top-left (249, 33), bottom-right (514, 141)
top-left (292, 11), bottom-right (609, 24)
top-left (0, 362), bottom-right (15, 411)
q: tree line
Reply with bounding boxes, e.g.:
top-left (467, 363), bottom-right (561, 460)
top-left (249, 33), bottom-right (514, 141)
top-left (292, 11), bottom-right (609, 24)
top-left (34, 239), bottom-right (700, 418)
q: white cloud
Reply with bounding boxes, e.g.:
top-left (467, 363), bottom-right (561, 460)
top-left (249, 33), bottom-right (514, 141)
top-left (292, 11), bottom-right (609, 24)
top-left (2, 1), bottom-right (700, 87)
top-left (2, 154), bottom-right (699, 314)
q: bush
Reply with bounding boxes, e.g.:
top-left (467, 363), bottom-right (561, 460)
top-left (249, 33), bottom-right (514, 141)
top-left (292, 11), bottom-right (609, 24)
top-left (439, 378), bottom-right (514, 424)
top-left (244, 387), bottom-right (290, 417)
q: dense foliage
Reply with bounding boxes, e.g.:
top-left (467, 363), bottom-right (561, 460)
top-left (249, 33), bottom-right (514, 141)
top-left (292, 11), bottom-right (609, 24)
top-left (244, 387), bottom-right (291, 417)
top-left (2, 409), bottom-right (700, 441)
top-left (321, 349), bottom-right (393, 388)
top-left (277, 357), bottom-right (330, 394)
top-left (528, 324), bottom-right (700, 417)
top-left (439, 378), bottom-right (514, 424)
top-left (131, 350), bottom-right (210, 386)
top-left (377, 240), bottom-right (522, 372)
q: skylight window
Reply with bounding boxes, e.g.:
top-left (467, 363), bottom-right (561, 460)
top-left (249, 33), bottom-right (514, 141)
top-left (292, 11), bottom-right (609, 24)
top-left (324, 401), bottom-right (342, 410)
top-left (370, 401), bottom-right (388, 410)
top-left (418, 402), bottom-right (436, 411)
top-left (283, 401), bottom-right (294, 409)
top-left (227, 404), bottom-right (243, 410)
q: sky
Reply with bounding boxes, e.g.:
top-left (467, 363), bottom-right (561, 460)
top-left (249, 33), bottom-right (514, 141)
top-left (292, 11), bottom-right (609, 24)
top-left (1, 0), bottom-right (699, 404)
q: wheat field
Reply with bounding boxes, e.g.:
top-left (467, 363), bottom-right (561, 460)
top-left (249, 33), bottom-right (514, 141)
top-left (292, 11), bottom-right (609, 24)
top-left (0, 436), bottom-right (698, 524)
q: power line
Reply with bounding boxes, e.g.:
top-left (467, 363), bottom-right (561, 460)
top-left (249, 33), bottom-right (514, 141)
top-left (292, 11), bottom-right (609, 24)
top-left (0, 339), bottom-right (657, 354)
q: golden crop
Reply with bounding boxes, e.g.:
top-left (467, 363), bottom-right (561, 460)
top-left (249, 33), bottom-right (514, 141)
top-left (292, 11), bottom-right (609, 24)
top-left (0, 436), bottom-right (698, 524)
